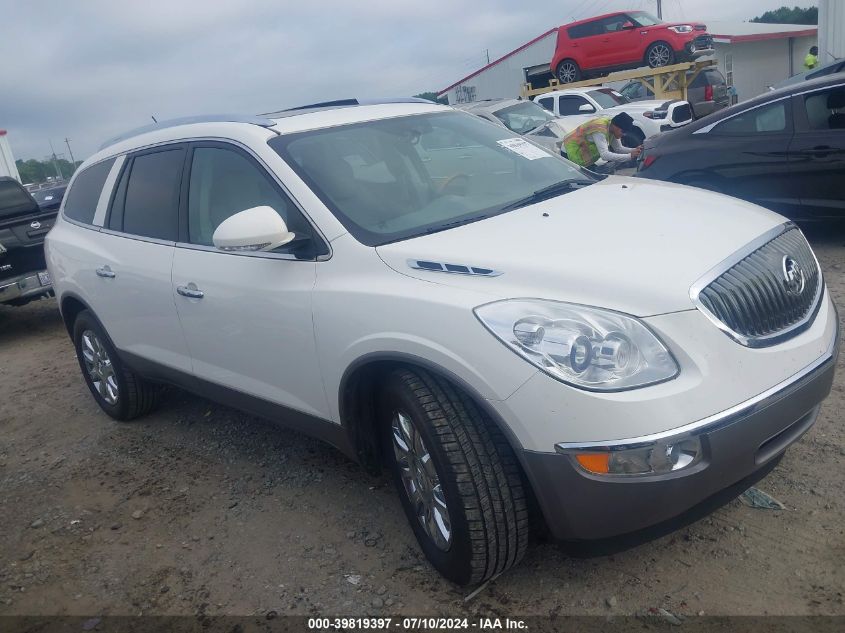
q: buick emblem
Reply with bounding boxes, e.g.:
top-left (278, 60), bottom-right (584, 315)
top-left (30, 221), bottom-right (41, 229)
top-left (782, 256), bottom-right (805, 295)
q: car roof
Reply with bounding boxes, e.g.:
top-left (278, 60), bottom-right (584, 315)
top-left (773, 58), bottom-right (844, 89)
top-left (561, 11), bottom-right (626, 28)
top-left (87, 99), bottom-right (449, 167)
top-left (535, 87), bottom-right (601, 98)
top-left (677, 73), bottom-right (845, 135)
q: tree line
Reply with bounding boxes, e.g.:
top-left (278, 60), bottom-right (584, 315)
top-left (751, 5), bottom-right (818, 25)
top-left (15, 158), bottom-right (82, 185)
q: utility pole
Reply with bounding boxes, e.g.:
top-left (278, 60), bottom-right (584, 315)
top-left (64, 138), bottom-right (76, 168)
top-left (486, 49), bottom-right (490, 64)
top-left (48, 140), bottom-right (62, 180)
top-left (656, 0), bottom-right (663, 19)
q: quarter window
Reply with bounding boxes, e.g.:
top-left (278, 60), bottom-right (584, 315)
top-left (712, 101), bottom-right (788, 135)
top-left (63, 158), bottom-right (115, 224)
top-left (119, 148), bottom-right (185, 240)
top-left (187, 146), bottom-right (312, 252)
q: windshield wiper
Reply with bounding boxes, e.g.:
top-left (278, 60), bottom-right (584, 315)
top-left (500, 179), bottom-right (595, 211)
top-left (423, 213), bottom-right (494, 235)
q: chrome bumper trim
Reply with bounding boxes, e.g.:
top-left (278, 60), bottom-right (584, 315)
top-left (556, 302), bottom-right (838, 454)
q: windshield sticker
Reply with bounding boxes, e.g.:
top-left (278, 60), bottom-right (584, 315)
top-left (496, 138), bottom-right (550, 160)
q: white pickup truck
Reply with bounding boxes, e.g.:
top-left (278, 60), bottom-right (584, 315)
top-left (533, 86), bottom-right (693, 144)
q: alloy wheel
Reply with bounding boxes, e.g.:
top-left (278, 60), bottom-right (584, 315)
top-left (558, 62), bottom-right (578, 83)
top-left (81, 330), bottom-right (119, 405)
top-left (391, 410), bottom-right (452, 551)
top-left (649, 44), bottom-right (672, 67)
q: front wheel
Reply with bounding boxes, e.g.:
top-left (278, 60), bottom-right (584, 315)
top-left (381, 368), bottom-right (529, 585)
top-left (646, 42), bottom-right (675, 68)
top-left (556, 59), bottom-right (582, 84)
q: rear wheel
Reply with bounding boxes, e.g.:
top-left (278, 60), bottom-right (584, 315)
top-left (380, 368), bottom-right (529, 585)
top-left (646, 42), bottom-right (675, 68)
top-left (556, 59), bottom-right (582, 84)
top-left (73, 310), bottom-right (160, 421)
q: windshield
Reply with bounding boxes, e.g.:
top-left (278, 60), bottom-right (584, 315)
top-left (628, 11), bottom-right (663, 27)
top-left (270, 111), bottom-right (591, 246)
top-left (492, 101), bottom-right (556, 134)
top-left (588, 89), bottom-right (629, 107)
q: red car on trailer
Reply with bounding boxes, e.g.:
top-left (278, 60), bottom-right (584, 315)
top-left (551, 10), bottom-right (713, 84)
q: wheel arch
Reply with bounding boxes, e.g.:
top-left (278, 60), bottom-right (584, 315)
top-left (59, 292), bottom-right (94, 338)
top-left (338, 352), bottom-right (529, 476)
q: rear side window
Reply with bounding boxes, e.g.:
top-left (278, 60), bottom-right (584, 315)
top-left (63, 158), bottom-right (115, 224)
top-left (117, 148), bottom-right (185, 241)
top-left (567, 21), bottom-right (600, 39)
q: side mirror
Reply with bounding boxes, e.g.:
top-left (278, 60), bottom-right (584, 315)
top-left (212, 205), bottom-right (295, 252)
top-left (622, 21), bottom-right (635, 30)
top-left (578, 103), bottom-right (596, 113)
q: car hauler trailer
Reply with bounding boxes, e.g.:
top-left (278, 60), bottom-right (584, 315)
top-left (0, 130), bottom-right (22, 182)
top-left (521, 59), bottom-right (718, 102)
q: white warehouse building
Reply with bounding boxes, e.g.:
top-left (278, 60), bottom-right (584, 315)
top-left (438, 22), bottom-right (817, 106)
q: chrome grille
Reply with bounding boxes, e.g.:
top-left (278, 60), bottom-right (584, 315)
top-left (692, 225), bottom-right (823, 347)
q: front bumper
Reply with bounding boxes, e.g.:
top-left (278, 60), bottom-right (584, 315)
top-left (0, 270), bottom-right (53, 305)
top-left (521, 321), bottom-right (839, 540)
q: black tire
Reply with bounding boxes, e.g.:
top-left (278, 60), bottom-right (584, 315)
top-left (646, 41), bottom-right (675, 68)
top-left (380, 368), bottom-right (529, 585)
top-left (72, 309), bottom-right (160, 421)
top-left (556, 59), bottom-right (582, 84)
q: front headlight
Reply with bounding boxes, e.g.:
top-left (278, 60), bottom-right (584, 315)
top-left (668, 25), bottom-right (694, 33)
top-left (474, 299), bottom-right (679, 391)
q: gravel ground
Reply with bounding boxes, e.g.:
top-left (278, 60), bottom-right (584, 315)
top-left (0, 225), bottom-right (843, 619)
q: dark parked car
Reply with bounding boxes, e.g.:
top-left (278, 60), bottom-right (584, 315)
top-left (0, 177), bottom-right (56, 306)
top-left (31, 184), bottom-right (68, 211)
top-left (620, 67), bottom-right (729, 118)
top-left (636, 75), bottom-right (845, 220)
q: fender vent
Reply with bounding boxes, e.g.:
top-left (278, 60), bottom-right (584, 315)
top-left (407, 259), bottom-right (502, 277)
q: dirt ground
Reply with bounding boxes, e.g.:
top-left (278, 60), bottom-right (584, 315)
top-left (1, 226), bottom-right (843, 620)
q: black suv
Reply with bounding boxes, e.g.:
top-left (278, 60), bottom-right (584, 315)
top-left (0, 177), bottom-right (55, 306)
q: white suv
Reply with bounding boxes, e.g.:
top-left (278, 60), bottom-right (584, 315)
top-left (46, 99), bottom-right (839, 585)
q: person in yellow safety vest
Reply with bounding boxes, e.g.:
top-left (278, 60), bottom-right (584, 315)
top-left (804, 46), bottom-right (819, 71)
top-left (563, 112), bottom-right (642, 173)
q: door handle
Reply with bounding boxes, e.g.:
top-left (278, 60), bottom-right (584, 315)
top-left (177, 283), bottom-right (204, 299)
top-left (95, 265), bottom-right (115, 279)
top-left (458, 155), bottom-right (473, 160)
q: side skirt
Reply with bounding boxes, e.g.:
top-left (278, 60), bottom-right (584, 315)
top-left (119, 350), bottom-right (357, 462)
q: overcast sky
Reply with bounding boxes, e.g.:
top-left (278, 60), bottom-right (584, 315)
top-left (1, 0), bottom-right (807, 162)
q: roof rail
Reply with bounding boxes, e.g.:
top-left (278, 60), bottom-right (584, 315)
top-left (260, 97), bottom-right (436, 118)
top-left (99, 114), bottom-right (277, 151)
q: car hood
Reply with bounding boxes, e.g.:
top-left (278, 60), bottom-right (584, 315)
top-left (375, 177), bottom-right (785, 317)
top-left (604, 101), bottom-right (676, 113)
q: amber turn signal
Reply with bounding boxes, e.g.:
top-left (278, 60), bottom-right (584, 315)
top-left (574, 452), bottom-right (610, 474)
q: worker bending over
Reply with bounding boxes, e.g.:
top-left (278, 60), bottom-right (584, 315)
top-left (563, 112), bottom-right (642, 173)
